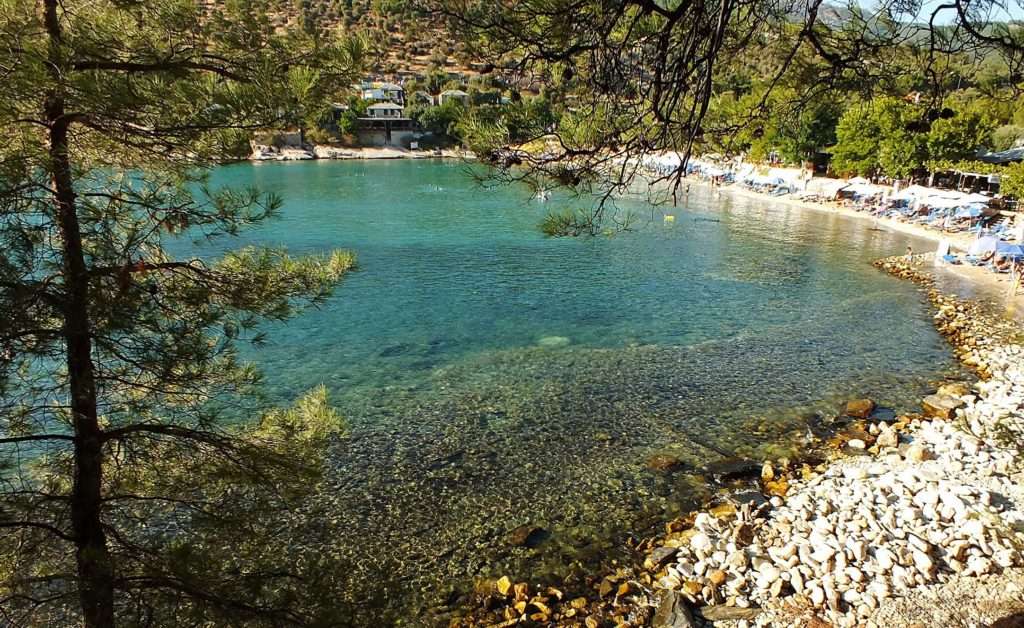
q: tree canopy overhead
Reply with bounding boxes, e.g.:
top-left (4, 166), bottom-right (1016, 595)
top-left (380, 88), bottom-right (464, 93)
top-left (0, 1), bottom-right (363, 625)
top-left (426, 0), bottom-right (1024, 229)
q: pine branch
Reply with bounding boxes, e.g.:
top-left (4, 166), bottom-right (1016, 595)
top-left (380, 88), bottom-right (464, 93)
top-left (71, 59), bottom-right (248, 82)
top-left (0, 519), bottom-right (75, 542)
top-left (0, 434), bottom-right (75, 445)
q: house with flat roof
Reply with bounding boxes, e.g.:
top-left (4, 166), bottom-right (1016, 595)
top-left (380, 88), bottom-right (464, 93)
top-left (361, 82), bottom-right (405, 105)
top-left (365, 102), bottom-right (405, 118)
top-left (358, 102), bottom-right (414, 147)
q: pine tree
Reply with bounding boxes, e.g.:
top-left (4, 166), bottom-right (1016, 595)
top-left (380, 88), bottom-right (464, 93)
top-left (0, 1), bottom-right (363, 625)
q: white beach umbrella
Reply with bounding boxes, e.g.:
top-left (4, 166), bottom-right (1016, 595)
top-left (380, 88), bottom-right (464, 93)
top-left (968, 236), bottom-right (999, 256)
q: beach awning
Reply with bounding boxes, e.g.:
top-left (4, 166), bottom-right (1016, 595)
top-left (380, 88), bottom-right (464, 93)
top-left (848, 176), bottom-right (871, 185)
top-left (969, 236), bottom-right (999, 256)
top-left (996, 242), bottom-right (1024, 256)
top-left (846, 183), bottom-right (884, 196)
top-left (955, 205), bottom-right (984, 218)
top-left (923, 195), bottom-right (970, 209)
top-left (807, 179), bottom-right (847, 196)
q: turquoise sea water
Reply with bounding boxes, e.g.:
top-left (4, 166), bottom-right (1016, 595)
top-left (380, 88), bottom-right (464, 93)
top-left (191, 160), bottom-right (961, 623)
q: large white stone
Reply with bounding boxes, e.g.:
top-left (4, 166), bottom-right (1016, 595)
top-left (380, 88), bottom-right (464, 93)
top-left (690, 532), bottom-right (713, 552)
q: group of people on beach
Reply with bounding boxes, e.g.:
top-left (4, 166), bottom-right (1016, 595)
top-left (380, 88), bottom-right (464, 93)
top-left (976, 250), bottom-right (1024, 275)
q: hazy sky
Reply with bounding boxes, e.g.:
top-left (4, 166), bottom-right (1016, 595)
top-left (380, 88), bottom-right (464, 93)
top-left (904, 0), bottom-right (1024, 23)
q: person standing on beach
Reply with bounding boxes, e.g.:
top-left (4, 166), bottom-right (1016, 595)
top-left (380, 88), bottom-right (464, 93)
top-left (906, 245), bottom-right (913, 261)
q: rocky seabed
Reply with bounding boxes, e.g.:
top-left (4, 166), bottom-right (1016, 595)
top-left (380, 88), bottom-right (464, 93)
top-left (453, 256), bottom-right (1024, 627)
top-left (646, 257), bottom-right (1024, 627)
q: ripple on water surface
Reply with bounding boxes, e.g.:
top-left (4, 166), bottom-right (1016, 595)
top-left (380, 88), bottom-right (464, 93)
top-left (188, 161), bottom-right (962, 623)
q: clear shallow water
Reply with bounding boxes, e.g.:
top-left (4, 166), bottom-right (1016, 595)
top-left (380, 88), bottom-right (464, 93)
top-left (189, 161), bottom-right (961, 623)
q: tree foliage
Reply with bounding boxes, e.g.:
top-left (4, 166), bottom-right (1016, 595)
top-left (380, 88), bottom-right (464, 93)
top-left (1003, 162), bottom-right (1024, 199)
top-left (830, 96), bottom-right (998, 179)
top-left (0, 1), bottom-right (362, 625)
top-left (415, 99), bottom-right (466, 140)
top-left (926, 108), bottom-right (996, 163)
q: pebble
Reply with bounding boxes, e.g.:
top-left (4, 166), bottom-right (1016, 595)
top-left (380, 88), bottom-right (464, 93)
top-left (904, 444), bottom-right (931, 462)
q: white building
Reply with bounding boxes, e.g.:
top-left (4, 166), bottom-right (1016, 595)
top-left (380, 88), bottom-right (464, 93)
top-left (365, 102), bottom-right (405, 119)
top-left (358, 102), bottom-right (414, 147)
top-left (361, 82), bottom-right (405, 105)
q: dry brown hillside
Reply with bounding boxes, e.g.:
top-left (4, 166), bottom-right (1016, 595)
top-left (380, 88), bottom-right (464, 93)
top-left (201, 0), bottom-right (484, 81)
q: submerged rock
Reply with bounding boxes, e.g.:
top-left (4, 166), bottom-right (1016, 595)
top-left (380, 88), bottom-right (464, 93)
top-left (869, 406), bottom-right (898, 422)
top-left (702, 458), bottom-right (761, 483)
top-left (536, 335), bottom-right (571, 348)
top-left (379, 343), bottom-right (414, 357)
top-left (647, 454), bottom-right (686, 472)
top-left (506, 524), bottom-right (548, 548)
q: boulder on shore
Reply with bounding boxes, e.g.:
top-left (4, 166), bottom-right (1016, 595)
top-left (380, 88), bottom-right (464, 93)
top-left (922, 394), bottom-right (965, 420)
top-left (937, 381), bottom-right (971, 398)
top-left (645, 546), bottom-right (679, 570)
top-left (845, 398), bottom-right (876, 419)
top-left (652, 590), bottom-right (698, 628)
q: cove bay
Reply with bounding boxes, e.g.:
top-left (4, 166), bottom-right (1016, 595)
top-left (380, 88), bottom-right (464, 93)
top-left (179, 159), bottom-right (961, 620)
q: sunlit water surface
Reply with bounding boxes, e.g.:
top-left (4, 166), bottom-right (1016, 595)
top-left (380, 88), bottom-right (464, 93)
top-left (186, 160), bottom-right (962, 623)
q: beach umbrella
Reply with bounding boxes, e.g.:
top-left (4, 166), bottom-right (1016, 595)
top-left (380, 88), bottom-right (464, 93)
top-left (968, 236), bottom-right (999, 256)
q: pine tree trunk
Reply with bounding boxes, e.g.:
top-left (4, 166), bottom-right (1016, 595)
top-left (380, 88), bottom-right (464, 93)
top-left (43, 2), bottom-right (117, 626)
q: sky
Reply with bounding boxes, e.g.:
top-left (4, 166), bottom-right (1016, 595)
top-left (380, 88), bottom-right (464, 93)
top-left (903, 0), bottom-right (1024, 24)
